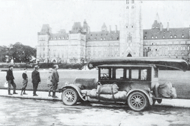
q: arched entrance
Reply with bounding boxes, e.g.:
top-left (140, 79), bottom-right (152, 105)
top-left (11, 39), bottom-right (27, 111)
top-left (51, 58), bottom-right (57, 63)
top-left (127, 53), bottom-right (132, 57)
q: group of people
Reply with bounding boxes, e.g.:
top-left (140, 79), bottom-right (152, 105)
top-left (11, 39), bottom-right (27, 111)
top-left (6, 64), bottom-right (59, 98)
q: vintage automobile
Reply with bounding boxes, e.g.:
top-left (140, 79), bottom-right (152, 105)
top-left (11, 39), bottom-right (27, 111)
top-left (59, 57), bottom-right (188, 111)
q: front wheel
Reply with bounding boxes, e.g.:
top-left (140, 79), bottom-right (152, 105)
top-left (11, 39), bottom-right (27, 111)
top-left (62, 88), bottom-right (78, 106)
top-left (127, 92), bottom-right (148, 111)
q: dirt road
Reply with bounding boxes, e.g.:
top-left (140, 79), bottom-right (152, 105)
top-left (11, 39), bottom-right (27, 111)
top-left (0, 97), bottom-right (190, 126)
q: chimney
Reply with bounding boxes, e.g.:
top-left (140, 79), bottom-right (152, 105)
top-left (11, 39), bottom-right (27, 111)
top-left (109, 25), bottom-right (111, 32)
top-left (160, 23), bottom-right (163, 31)
top-left (115, 25), bottom-right (117, 32)
top-left (167, 22), bottom-right (169, 31)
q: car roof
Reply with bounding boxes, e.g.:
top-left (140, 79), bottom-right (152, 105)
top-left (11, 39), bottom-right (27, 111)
top-left (98, 64), bottom-right (154, 68)
top-left (88, 57), bottom-right (188, 71)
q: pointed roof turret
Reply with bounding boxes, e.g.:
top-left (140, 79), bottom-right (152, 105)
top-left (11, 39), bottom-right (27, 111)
top-left (101, 23), bottom-right (107, 31)
top-left (152, 13), bottom-right (162, 29)
top-left (82, 19), bottom-right (89, 33)
top-left (156, 13), bottom-right (160, 23)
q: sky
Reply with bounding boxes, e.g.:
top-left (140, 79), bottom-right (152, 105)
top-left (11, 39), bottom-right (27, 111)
top-left (0, 0), bottom-right (190, 47)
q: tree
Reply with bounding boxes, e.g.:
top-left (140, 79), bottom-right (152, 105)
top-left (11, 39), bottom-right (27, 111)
top-left (0, 42), bottom-right (36, 63)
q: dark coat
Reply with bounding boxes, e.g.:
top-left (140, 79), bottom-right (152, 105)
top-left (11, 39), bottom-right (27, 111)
top-left (22, 73), bottom-right (28, 80)
top-left (6, 69), bottom-right (14, 81)
top-left (32, 70), bottom-right (41, 84)
top-left (52, 69), bottom-right (59, 84)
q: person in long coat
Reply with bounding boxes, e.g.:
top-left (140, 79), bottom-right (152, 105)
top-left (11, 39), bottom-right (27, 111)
top-left (6, 65), bottom-right (17, 95)
top-left (31, 65), bottom-right (41, 96)
top-left (52, 65), bottom-right (59, 98)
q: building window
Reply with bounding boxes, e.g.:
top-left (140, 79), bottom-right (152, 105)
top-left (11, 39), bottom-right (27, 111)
top-left (170, 35), bottom-right (173, 38)
top-left (163, 36), bottom-right (165, 38)
top-left (132, 0), bottom-right (134, 3)
top-left (144, 36), bottom-right (147, 39)
top-left (126, 0), bottom-right (129, 4)
top-left (174, 35), bottom-right (177, 38)
top-left (155, 36), bottom-right (157, 39)
top-left (182, 34), bottom-right (184, 38)
top-left (126, 6), bottom-right (129, 9)
top-left (152, 36), bottom-right (154, 39)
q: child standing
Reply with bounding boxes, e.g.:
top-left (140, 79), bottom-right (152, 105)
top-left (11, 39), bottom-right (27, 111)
top-left (21, 69), bottom-right (28, 95)
top-left (47, 68), bottom-right (53, 96)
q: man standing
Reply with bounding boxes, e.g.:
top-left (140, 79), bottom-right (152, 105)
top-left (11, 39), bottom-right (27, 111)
top-left (52, 65), bottom-right (59, 98)
top-left (32, 65), bottom-right (41, 96)
top-left (6, 65), bottom-right (17, 95)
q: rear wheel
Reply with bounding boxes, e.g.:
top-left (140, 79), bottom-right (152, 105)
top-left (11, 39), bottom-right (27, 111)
top-left (62, 88), bottom-right (78, 106)
top-left (127, 92), bottom-right (148, 111)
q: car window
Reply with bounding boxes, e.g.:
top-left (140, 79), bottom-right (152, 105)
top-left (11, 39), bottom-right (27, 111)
top-left (141, 69), bottom-right (147, 80)
top-left (116, 68), bottom-right (123, 79)
top-left (100, 68), bottom-right (109, 79)
top-left (131, 69), bottom-right (139, 80)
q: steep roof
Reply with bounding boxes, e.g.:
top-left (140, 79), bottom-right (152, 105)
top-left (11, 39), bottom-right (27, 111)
top-left (70, 22), bottom-right (82, 33)
top-left (143, 27), bottom-right (190, 40)
top-left (87, 31), bottom-right (120, 41)
top-left (38, 24), bottom-right (51, 35)
top-left (49, 30), bottom-right (69, 40)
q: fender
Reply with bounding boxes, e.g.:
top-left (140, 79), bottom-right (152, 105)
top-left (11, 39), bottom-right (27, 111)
top-left (60, 84), bottom-right (87, 101)
top-left (127, 89), bottom-right (153, 105)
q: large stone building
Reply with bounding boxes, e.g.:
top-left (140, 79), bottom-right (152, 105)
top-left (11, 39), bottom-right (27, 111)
top-left (37, 0), bottom-right (190, 63)
top-left (143, 14), bottom-right (190, 61)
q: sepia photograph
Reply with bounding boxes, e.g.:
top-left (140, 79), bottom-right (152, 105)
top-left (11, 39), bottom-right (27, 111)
top-left (0, 0), bottom-right (190, 126)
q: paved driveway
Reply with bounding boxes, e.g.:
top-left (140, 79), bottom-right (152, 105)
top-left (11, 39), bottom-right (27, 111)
top-left (0, 97), bottom-right (190, 126)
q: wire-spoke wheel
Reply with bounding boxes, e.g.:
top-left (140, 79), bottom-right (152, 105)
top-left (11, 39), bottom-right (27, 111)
top-left (62, 88), bottom-right (78, 106)
top-left (127, 92), bottom-right (148, 111)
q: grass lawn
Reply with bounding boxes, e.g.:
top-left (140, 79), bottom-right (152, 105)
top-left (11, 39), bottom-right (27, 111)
top-left (0, 69), bottom-right (189, 99)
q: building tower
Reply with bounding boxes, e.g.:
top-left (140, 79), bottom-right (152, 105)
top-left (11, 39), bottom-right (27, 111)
top-left (37, 24), bottom-right (51, 62)
top-left (119, 0), bottom-right (143, 57)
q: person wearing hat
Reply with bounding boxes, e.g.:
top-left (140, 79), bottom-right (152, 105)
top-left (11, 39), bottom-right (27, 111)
top-left (51, 65), bottom-right (59, 98)
top-left (6, 65), bottom-right (17, 95)
top-left (31, 65), bottom-right (41, 96)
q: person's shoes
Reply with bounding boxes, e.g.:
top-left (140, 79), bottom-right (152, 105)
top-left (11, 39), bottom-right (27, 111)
top-left (13, 92), bottom-right (18, 94)
top-left (23, 93), bottom-right (27, 95)
top-left (33, 94), bottom-right (38, 96)
top-left (48, 94), bottom-right (51, 97)
top-left (52, 96), bottom-right (58, 98)
top-left (8, 93), bottom-right (12, 95)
